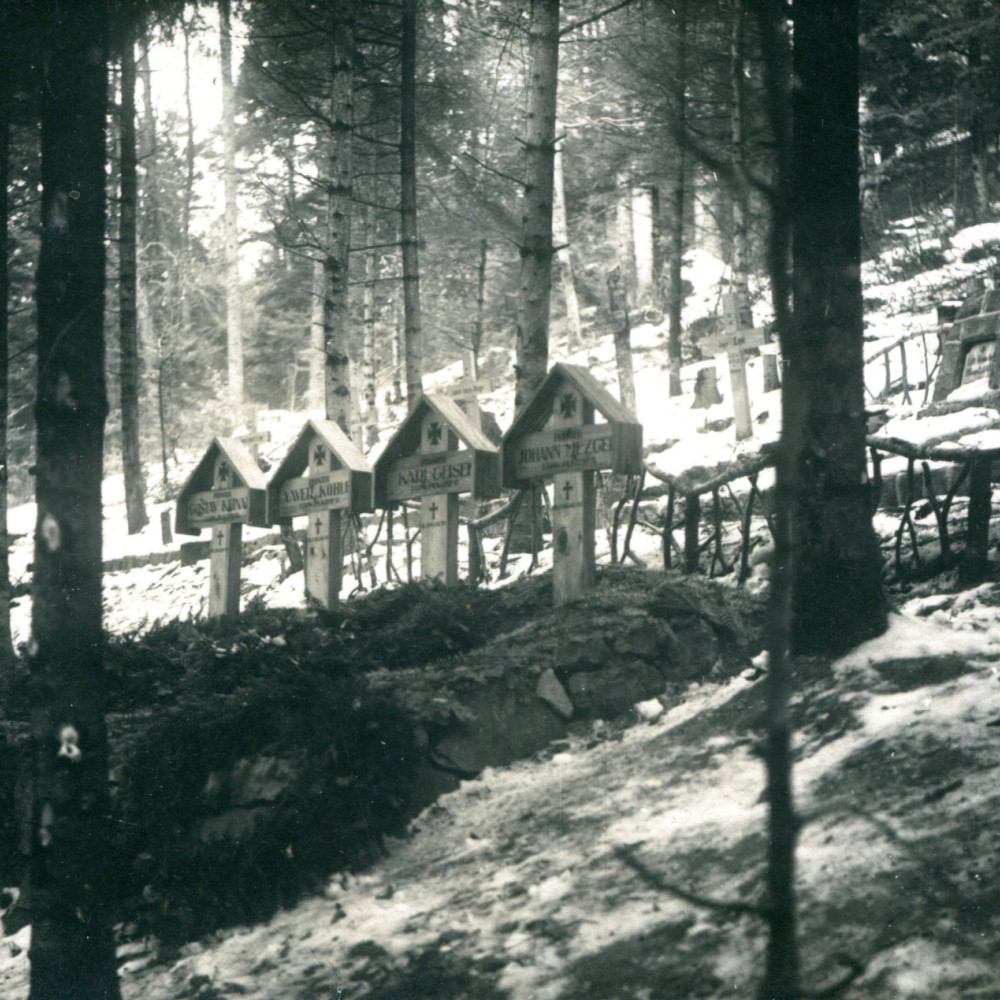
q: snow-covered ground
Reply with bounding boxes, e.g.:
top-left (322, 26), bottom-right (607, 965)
top-left (4, 222), bottom-right (1000, 997)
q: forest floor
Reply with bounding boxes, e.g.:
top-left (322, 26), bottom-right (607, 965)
top-left (4, 225), bottom-right (1000, 997)
top-left (3, 570), bottom-right (1000, 998)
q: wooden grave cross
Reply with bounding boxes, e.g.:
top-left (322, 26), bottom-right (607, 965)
top-left (548, 386), bottom-right (597, 602)
top-left (419, 412), bottom-right (459, 583)
top-left (175, 437), bottom-right (268, 617)
top-left (702, 292), bottom-right (771, 441)
top-left (502, 363), bottom-right (642, 606)
top-left (374, 394), bottom-right (500, 586)
top-left (267, 419), bottom-right (373, 609)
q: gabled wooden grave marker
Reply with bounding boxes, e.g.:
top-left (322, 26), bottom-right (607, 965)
top-left (267, 419), bottom-right (373, 608)
top-left (374, 394), bottom-right (500, 585)
top-left (502, 363), bottom-right (643, 605)
top-left (702, 292), bottom-right (771, 440)
top-left (931, 287), bottom-right (1000, 400)
top-left (175, 437), bottom-right (268, 617)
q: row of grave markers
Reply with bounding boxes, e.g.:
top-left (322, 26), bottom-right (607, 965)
top-left (175, 364), bottom-right (643, 615)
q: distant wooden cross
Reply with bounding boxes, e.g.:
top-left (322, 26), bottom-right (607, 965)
top-left (702, 292), bottom-right (770, 441)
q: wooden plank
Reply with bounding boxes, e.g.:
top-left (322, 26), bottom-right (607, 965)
top-left (702, 324), bottom-right (769, 355)
top-left (209, 522), bottom-right (242, 617)
top-left (420, 412), bottom-right (459, 585)
top-left (512, 423), bottom-right (617, 480)
top-left (550, 387), bottom-right (596, 605)
top-left (385, 448), bottom-right (476, 502)
top-left (186, 486), bottom-right (252, 526)
top-left (276, 470), bottom-right (353, 518)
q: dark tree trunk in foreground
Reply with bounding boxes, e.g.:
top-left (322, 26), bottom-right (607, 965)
top-left (401, 0), bottom-right (423, 410)
top-left (514, 0), bottom-right (559, 414)
top-left (787, 0), bottom-right (886, 656)
top-left (29, 3), bottom-right (120, 998)
top-left (119, 21), bottom-right (149, 535)
top-left (0, 14), bottom-right (17, 687)
top-left (753, 3), bottom-right (887, 998)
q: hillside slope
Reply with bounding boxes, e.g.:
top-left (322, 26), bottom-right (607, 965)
top-left (3, 600), bottom-right (999, 999)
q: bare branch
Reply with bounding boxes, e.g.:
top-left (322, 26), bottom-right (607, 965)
top-left (559, 0), bottom-right (636, 37)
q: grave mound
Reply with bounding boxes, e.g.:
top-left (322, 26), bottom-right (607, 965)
top-left (0, 568), bottom-right (762, 948)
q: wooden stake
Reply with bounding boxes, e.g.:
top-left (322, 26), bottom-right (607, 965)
top-left (961, 458), bottom-right (992, 584)
top-left (684, 492), bottom-right (701, 573)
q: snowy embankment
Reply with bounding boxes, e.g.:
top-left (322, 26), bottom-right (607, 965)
top-left (3, 614), bottom-right (999, 999)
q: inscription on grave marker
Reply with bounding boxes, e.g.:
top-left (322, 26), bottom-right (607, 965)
top-left (962, 339), bottom-right (995, 384)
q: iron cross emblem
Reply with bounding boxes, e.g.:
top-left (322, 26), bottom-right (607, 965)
top-left (558, 392), bottom-right (578, 419)
top-left (426, 421), bottom-right (444, 446)
top-left (313, 444), bottom-right (326, 467)
top-left (217, 460), bottom-right (230, 485)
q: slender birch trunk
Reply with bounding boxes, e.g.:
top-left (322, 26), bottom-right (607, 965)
top-left (322, 2), bottom-right (355, 432)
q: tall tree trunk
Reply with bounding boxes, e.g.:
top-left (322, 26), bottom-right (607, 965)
top-left (788, 0), bottom-right (886, 655)
top-left (181, 14), bottom-right (197, 258)
top-left (322, 3), bottom-right (355, 432)
top-left (220, 0), bottom-right (245, 426)
top-left (667, 0), bottom-right (687, 397)
top-left (400, 0), bottom-right (423, 410)
top-left (608, 267), bottom-right (636, 413)
top-left (362, 231), bottom-right (379, 449)
top-left (614, 169), bottom-right (637, 306)
top-left (392, 298), bottom-right (404, 403)
top-left (752, 4), bottom-right (887, 997)
top-left (30, 3), bottom-right (121, 997)
top-left (966, 0), bottom-right (990, 222)
top-left (730, 0), bottom-right (750, 311)
top-left (308, 258), bottom-right (325, 411)
top-left (119, 22), bottom-right (149, 535)
top-left (472, 237), bottom-right (487, 373)
top-left (750, 2), bottom-right (796, 996)
top-left (631, 184), bottom-right (656, 307)
top-left (514, 0), bottom-right (560, 414)
top-left (553, 135), bottom-right (582, 351)
top-left (0, 22), bottom-right (15, 685)
top-left (138, 32), bottom-right (171, 492)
